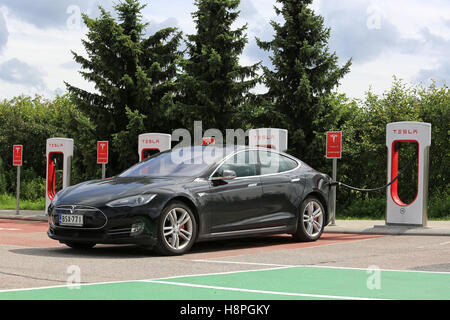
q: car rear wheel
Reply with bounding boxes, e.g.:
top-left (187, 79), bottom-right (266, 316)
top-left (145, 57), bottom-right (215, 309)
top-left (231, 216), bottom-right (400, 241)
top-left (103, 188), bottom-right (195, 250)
top-left (293, 196), bottom-right (325, 242)
top-left (155, 201), bottom-right (197, 256)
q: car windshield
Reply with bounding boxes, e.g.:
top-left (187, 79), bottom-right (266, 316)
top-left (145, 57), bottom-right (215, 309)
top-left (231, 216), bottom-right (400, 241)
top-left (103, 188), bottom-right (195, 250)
top-left (119, 146), bottom-right (232, 177)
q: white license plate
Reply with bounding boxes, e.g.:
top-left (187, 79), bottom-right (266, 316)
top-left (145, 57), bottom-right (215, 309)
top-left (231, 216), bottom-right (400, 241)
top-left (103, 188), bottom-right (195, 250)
top-left (59, 214), bottom-right (83, 226)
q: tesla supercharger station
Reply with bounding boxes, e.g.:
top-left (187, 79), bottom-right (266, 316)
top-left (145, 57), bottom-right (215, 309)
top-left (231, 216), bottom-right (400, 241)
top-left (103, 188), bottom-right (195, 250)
top-left (45, 138), bottom-right (74, 213)
top-left (138, 133), bottom-right (171, 161)
top-left (386, 122), bottom-right (431, 226)
top-left (248, 128), bottom-right (288, 152)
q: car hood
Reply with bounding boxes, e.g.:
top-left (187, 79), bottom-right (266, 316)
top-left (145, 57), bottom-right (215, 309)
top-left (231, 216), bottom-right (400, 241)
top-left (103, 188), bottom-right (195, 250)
top-left (55, 176), bottom-right (189, 207)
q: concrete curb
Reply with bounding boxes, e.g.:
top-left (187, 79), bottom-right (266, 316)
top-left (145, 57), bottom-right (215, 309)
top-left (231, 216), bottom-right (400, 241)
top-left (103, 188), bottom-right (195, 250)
top-left (0, 210), bottom-right (47, 222)
top-left (0, 214), bottom-right (47, 222)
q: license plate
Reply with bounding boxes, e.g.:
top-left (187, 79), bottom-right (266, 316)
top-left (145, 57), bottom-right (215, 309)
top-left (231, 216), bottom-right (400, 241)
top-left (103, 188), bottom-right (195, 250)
top-left (59, 214), bottom-right (83, 226)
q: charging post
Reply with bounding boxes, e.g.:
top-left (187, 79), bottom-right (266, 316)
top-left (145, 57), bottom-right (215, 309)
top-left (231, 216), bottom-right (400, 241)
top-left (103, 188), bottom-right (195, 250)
top-left (45, 138), bottom-right (74, 213)
top-left (325, 123), bottom-right (431, 227)
top-left (138, 133), bottom-right (171, 161)
top-left (385, 122), bottom-right (431, 226)
top-left (248, 128), bottom-right (288, 151)
top-left (326, 131), bottom-right (342, 226)
top-left (13, 145), bottom-right (23, 215)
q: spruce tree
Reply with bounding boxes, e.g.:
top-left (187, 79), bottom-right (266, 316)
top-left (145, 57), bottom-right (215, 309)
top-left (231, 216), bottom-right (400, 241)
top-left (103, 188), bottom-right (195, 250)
top-left (65, 0), bottom-right (182, 171)
top-left (257, 0), bottom-right (351, 164)
top-left (172, 0), bottom-right (259, 133)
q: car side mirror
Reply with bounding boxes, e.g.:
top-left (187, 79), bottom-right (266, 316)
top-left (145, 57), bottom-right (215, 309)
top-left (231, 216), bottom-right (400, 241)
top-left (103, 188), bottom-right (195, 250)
top-left (211, 169), bottom-right (237, 181)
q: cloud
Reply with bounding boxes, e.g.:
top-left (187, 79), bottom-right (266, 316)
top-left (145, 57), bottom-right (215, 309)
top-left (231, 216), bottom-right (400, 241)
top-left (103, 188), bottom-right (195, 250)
top-left (1, 0), bottom-right (115, 29)
top-left (59, 60), bottom-right (79, 70)
top-left (320, 0), bottom-right (450, 68)
top-left (145, 17), bottom-right (179, 37)
top-left (239, 0), bottom-right (259, 19)
top-left (413, 28), bottom-right (450, 86)
top-left (417, 27), bottom-right (450, 55)
top-left (243, 40), bottom-right (272, 68)
top-left (0, 58), bottom-right (46, 89)
top-left (0, 12), bottom-right (8, 52)
top-left (319, 0), bottom-right (405, 64)
top-left (238, 0), bottom-right (274, 67)
top-left (415, 62), bottom-right (450, 86)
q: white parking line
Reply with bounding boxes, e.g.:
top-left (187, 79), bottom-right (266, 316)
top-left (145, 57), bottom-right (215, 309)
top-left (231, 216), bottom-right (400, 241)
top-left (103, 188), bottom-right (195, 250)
top-left (0, 228), bottom-right (20, 231)
top-left (148, 265), bottom-right (295, 281)
top-left (191, 259), bottom-right (294, 268)
top-left (146, 280), bottom-right (385, 300)
top-left (0, 266), bottom-right (293, 294)
top-left (189, 259), bottom-right (450, 274)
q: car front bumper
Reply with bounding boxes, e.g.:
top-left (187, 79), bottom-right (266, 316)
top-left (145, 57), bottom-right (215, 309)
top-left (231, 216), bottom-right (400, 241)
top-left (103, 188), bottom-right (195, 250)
top-left (47, 204), bottom-right (160, 246)
top-left (47, 226), bottom-right (158, 246)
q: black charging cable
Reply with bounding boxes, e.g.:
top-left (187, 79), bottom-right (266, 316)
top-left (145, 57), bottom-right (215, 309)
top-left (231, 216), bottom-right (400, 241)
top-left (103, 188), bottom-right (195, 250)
top-left (327, 151), bottom-right (417, 192)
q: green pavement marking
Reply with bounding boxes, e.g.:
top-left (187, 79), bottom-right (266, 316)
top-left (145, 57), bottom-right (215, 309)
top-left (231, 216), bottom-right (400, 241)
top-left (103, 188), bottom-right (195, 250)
top-left (157, 266), bottom-right (450, 300)
top-left (0, 266), bottom-right (449, 300)
top-left (0, 281), bottom-right (314, 300)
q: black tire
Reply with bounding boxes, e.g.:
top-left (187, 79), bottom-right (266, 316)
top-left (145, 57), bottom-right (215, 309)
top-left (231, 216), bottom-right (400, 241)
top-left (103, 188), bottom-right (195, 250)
top-left (155, 201), bottom-right (197, 256)
top-left (65, 242), bottom-right (96, 249)
top-left (293, 196), bottom-right (325, 242)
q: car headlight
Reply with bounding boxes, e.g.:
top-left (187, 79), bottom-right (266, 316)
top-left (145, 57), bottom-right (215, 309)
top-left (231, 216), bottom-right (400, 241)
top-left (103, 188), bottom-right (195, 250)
top-left (106, 194), bottom-right (156, 207)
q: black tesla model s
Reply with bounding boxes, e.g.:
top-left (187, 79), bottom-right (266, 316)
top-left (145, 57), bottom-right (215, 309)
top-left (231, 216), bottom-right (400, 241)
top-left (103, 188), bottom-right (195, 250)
top-left (48, 145), bottom-right (332, 255)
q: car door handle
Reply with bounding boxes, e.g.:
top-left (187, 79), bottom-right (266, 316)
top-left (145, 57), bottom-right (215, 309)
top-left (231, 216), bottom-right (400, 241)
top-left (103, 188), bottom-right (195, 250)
top-left (291, 178), bottom-right (301, 183)
top-left (248, 183), bottom-right (258, 187)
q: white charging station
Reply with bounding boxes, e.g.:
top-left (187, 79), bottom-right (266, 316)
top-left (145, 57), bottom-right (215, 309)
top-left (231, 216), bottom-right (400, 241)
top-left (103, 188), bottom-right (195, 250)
top-left (138, 133), bottom-right (171, 161)
top-left (386, 122), bottom-right (431, 226)
top-left (248, 128), bottom-right (288, 152)
top-left (45, 138), bottom-right (74, 213)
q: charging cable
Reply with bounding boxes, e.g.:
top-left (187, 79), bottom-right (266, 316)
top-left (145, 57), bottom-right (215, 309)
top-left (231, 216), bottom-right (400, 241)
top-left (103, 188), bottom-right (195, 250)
top-left (327, 152), bottom-right (417, 192)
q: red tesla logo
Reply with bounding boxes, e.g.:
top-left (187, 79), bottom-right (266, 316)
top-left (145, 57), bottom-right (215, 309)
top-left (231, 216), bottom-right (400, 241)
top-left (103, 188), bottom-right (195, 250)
top-left (326, 131), bottom-right (342, 159)
top-left (393, 129), bottom-right (418, 135)
top-left (13, 145), bottom-right (23, 166)
top-left (142, 139), bottom-right (160, 144)
top-left (97, 141), bottom-right (108, 164)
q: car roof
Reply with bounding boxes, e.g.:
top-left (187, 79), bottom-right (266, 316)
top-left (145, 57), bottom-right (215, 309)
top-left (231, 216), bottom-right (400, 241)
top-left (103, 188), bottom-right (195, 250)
top-left (171, 144), bottom-right (279, 156)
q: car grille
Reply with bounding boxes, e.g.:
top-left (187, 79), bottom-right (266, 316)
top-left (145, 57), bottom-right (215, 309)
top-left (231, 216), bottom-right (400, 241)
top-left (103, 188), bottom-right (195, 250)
top-left (52, 205), bottom-right (107, 229)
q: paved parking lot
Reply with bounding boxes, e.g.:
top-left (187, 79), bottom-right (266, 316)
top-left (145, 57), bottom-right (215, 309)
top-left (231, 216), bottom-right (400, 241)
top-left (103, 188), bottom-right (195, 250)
top-left (0, 219), bottom-right (449, 300)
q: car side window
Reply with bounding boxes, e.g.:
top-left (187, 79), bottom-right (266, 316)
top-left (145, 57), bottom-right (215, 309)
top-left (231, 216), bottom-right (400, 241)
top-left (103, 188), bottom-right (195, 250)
top-left (258, 151), bottom-right (298, 175)
top-left (214, 151), bottom-right (259, 178)
top-left (280, 155), bottom-right (298, 171)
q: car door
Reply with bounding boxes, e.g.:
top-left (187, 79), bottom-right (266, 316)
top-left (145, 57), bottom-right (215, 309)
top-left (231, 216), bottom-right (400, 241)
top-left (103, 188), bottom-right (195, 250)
top-left (258, 150), bottom-right (304, 226)
top-left (206, 150), bottom-right (263, 234)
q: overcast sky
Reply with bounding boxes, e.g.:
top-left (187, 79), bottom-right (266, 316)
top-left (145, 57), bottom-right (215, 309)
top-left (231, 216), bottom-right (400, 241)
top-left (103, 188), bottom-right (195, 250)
top-left (0, 0), bottom-right (448, 100)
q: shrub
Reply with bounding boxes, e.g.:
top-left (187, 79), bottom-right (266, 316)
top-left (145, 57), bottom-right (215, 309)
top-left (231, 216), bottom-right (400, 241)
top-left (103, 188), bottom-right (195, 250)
top-left (337, 197), bottom-right (386, 220)
top-left (21, 177), bottom-right (46, 202)
top-left (428, 191), bottom-right (450, 220)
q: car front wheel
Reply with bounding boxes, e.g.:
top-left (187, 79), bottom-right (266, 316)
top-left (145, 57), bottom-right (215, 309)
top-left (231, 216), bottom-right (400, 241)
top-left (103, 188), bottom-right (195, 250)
top-left (156, 201), bottom-right (197, 255)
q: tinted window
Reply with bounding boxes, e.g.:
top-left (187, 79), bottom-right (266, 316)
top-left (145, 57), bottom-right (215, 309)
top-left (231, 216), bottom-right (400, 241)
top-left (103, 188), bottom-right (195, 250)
top-left (280, 155), bottom-right (298, 171)
top-left (258, 151), bottom-right (298, 175)
top-left (119, 146), bottom-right (223, 177)
top-left (214, 151), bottom-right (258, 178)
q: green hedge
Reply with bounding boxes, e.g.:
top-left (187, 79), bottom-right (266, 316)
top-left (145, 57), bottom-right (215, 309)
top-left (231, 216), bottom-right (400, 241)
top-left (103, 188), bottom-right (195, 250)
top-left (337, 193), bottom-right (449, 220)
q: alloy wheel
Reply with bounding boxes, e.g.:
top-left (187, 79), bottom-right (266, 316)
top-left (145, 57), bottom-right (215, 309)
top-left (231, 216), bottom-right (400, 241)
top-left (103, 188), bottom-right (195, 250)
top-left (302, 200), bottom-right (324, 238)
top-left (162, 207), bottom-right (193, 251)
